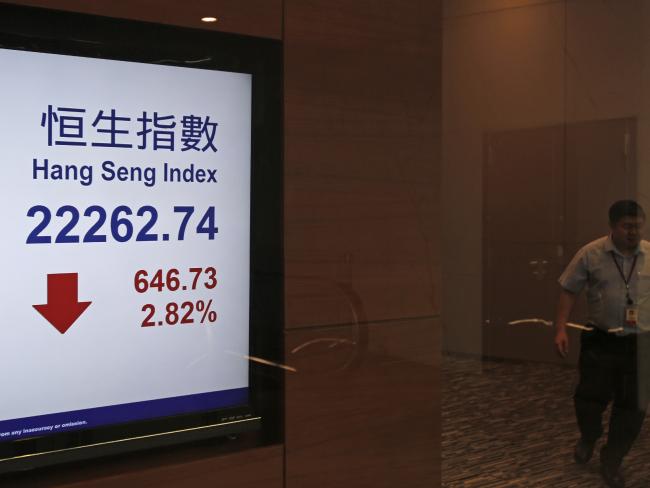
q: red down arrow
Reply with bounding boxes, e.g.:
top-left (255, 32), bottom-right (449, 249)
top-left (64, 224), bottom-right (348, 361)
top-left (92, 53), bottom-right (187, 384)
top-left (33, 273), bottom-right (92, 334)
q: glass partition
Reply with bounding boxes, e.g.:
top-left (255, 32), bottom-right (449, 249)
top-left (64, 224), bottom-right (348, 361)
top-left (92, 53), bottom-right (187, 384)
top-left (443, 1), bottom-right (650, 485)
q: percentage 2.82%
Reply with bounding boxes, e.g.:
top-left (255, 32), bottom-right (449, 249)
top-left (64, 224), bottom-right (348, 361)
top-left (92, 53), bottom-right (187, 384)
top-left (141, 299), bottom-right (217, 327)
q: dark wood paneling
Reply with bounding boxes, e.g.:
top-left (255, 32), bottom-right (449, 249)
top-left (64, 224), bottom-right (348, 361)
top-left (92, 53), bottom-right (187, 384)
top-left (443, 0), bottom-right (559, 19)
top-left (3, 0), bottom-right (283, 39)
top-left (285, 179), bottom-right (438, 328)
top-left (7, 444), bottom-right (283, 488)
top-left (285, 318), bottom-right (440, 488)
top-left (284, 0), bottom-right (441, 328)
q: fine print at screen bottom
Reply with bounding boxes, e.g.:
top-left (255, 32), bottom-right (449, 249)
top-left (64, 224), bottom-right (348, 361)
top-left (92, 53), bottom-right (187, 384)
top-left (0, 387), bottom-right (249, 442)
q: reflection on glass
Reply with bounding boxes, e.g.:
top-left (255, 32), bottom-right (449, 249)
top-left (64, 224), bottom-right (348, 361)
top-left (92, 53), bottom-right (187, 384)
top-left (442, 1), bottom-right (650, 486)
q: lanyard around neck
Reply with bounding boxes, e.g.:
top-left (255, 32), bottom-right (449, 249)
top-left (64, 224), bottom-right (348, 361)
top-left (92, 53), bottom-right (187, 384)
top-left (610, 251), bottom-right (638, 304)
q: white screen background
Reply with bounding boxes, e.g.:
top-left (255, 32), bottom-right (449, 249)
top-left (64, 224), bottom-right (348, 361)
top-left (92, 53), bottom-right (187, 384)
top-left (0, 48), bottom-right (251, 420)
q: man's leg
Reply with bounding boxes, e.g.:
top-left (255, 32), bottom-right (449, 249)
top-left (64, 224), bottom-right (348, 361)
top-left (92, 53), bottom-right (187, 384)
top-left (602, 402), bottom-right (646, 469)
top-left (601, 339), bottom-right (647, 470)
top-left (574, 330), bottom-right (613, 445)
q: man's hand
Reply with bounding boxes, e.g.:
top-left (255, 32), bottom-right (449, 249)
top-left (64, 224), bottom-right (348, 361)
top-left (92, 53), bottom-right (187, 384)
top-left (555, 328), bottom-right (569, 358)
top-left (554, 288), bottom-right (577, 358)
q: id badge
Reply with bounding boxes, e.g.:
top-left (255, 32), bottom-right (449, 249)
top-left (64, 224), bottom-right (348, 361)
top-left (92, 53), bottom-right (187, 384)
top-left (625, 306), bottom-right (639, 327)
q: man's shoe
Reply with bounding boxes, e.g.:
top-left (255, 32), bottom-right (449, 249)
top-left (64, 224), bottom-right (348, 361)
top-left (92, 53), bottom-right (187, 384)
top-left (601, 463), bottom-right (625, 488)
top-left (573, 439), bottom-right (595, 464)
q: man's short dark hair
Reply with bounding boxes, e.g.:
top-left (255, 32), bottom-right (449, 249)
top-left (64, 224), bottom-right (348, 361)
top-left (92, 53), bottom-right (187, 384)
top-left (609, 200), bottom-right (646, 224)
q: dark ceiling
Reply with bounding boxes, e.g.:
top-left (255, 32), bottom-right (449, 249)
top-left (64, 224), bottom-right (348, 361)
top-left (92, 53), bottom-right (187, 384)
top-left (2, 0), bottom-right (282, 40)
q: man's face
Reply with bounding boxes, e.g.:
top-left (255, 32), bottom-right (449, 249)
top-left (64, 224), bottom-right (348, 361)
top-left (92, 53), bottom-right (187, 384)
top-left (611, 215), bottom-right (645, 251)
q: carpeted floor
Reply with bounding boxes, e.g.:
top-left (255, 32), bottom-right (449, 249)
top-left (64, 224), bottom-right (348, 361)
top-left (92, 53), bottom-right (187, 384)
top-left (442, 355), bottom-right (650, 487)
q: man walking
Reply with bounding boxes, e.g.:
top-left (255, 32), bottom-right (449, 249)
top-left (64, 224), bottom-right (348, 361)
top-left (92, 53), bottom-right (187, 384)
top-left (555, 200), bottom-right (650, 488)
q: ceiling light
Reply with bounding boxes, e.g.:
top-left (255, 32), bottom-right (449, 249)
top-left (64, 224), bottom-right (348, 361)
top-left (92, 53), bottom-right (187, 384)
top-left (201, 16), bottom-right (218, 23)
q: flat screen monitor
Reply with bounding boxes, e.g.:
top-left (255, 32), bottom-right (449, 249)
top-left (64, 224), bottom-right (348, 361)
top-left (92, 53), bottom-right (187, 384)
top-left (0, 3), bottom-right (283, 473)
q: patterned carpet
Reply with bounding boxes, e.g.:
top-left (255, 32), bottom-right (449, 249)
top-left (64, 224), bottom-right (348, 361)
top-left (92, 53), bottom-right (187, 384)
top-left (442, 355), bottom-right (650, 487)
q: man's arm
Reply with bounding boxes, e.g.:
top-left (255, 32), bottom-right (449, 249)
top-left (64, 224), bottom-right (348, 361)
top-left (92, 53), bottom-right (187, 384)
top-left (554, 288), bottom-right (577, 357)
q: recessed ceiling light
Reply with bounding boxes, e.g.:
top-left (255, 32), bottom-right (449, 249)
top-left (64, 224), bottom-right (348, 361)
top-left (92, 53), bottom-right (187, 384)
top-left (201, 16), bottom-right (218, 23)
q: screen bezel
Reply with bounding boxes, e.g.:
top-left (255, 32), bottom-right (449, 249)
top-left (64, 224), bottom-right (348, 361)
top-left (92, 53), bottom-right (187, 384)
top-left (0, 2), bottom-right (283, 473)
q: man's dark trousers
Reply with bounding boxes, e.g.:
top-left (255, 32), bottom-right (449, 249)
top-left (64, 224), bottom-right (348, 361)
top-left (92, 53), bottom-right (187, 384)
top-left (575, 328), bottom-right (649, 468)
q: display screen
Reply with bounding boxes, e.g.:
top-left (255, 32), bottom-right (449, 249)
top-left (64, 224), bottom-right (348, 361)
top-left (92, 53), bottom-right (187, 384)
top-left (0, 47), bottom-right (252, 442)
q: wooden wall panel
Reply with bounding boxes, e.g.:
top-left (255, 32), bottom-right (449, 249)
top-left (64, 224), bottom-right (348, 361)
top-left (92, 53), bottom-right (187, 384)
top-left (284, 1), bottom-right (441, 485)
top-left (285, 180), bottom-right (438, 328)
top-left (285, 318), bottom-right (440, 488)
top-left (284, 0), bottom-right (441, 328)
top-left (443, 0), bottom-right (559, 19)
top-left (3, 0), bottom-right (283, 39)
